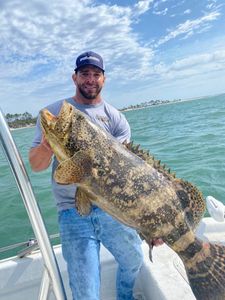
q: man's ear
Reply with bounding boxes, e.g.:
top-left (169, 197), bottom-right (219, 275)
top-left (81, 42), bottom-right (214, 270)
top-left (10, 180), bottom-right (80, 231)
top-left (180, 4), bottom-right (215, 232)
top-left (103, 74), bottom-right (106, 85)
top-left (72, 73), bottom-right (77, 85)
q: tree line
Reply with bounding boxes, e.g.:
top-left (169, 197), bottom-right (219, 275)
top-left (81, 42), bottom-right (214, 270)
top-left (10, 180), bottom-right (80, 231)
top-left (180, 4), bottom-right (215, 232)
top-left (5, 112), bottom-right (37, 129)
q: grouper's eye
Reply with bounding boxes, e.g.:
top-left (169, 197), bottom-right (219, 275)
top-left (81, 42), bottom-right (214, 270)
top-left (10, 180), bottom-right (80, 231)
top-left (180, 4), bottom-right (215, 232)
top-left (77, 114), bottom-right (85, 121)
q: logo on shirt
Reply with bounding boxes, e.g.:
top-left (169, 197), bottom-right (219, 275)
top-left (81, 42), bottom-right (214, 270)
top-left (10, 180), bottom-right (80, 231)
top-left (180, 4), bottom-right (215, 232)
top-left (96, 115), bottom-right (109, 123)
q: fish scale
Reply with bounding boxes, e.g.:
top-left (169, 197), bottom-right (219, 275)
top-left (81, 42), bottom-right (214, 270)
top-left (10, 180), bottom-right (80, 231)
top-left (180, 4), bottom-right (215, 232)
top-left (41, 101), bottom-right (225, 300)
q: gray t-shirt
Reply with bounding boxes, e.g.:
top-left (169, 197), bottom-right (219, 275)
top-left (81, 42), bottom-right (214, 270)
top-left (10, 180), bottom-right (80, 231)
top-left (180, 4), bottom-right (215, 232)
top-left (32, 97), bottom-right (131, 211)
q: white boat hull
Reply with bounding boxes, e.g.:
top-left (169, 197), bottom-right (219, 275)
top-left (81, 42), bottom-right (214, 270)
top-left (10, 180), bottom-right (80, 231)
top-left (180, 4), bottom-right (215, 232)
top-left (0, 217), bottom-right (224, 300)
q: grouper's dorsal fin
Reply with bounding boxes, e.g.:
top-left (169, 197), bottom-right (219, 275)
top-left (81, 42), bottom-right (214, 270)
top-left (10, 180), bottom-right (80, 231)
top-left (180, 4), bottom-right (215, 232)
top-left (123, 141), bottom-right (176, 180)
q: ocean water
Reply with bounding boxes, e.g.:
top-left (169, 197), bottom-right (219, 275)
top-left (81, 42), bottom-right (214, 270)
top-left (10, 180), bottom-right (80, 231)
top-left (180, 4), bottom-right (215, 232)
top-left (0, 94), bottom-right (225, 259)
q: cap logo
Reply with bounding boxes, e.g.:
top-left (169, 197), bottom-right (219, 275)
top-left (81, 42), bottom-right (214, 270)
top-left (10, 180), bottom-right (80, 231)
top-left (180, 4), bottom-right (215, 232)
top-left (80, 55), bottom-right (100, 62)
top-left (75, 51), bottom-right (104, 71)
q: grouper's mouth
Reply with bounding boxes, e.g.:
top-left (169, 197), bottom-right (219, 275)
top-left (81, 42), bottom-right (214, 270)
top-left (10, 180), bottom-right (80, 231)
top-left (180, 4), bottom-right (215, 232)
top-left (40, 109), bottom-right (58, 133)
top-left (40, 102), bottom-right (74, 162)
top-left (40, 101), bottom-right (74, 135)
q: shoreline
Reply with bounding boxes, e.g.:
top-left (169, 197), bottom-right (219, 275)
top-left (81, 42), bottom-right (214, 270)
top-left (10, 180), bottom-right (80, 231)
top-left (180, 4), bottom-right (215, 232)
top-left (10, 124), bottom-right (35, 131)
top-left (120, 95), bottom-right (214, 112)
top-left (120, 99), bottom-right (184, 112)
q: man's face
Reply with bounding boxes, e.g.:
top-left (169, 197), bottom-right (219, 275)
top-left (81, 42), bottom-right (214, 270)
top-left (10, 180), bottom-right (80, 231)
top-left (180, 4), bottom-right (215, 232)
top-left (74, 65), bottom-right (105, 100)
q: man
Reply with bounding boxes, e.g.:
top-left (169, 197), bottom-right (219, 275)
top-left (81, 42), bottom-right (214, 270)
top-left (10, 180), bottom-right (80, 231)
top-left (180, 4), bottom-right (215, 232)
top-left (29, 51), bottom-right (144, 300)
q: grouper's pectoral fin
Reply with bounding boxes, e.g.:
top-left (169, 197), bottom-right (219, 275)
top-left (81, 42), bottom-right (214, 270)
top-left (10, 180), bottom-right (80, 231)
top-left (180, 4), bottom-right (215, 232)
top-left (75, 187), bottom-right (92, 216)
top-left (54, 159), bottom-right (78, 184)
top-left (54, 151), bottom-right (93, 184)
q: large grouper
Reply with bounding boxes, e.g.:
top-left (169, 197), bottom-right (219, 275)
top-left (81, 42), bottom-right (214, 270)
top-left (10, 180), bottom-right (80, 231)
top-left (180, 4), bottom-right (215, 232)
top-left (40, 101), bottom-right (225, 300)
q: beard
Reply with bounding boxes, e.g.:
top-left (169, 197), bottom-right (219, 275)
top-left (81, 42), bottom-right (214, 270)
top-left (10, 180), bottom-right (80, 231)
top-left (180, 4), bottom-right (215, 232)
top-left (77, 83), bottom-right (102, 100)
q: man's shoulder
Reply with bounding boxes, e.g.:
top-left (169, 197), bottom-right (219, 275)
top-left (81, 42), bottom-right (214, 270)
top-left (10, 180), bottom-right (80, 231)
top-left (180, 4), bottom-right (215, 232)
top-left (43, 99), bottom-right (65, 114)
top-left (102, 101), bottom-right (130, 141)
top-left (103, 101), bottom-right (123, 118)
top-left (39, 98), bottom-right (75, 116)
top-left (103, 101), bottom-right (130, 131)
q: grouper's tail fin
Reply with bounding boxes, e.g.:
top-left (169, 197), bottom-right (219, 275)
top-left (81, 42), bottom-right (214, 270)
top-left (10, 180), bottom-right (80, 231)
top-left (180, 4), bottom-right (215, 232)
top-left (181, 239), bottom-right (225, 300)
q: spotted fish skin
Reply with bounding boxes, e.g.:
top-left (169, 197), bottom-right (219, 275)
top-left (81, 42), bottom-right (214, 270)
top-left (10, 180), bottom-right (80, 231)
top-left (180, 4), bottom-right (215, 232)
top-left (41, 101), bottom-right (225, 300)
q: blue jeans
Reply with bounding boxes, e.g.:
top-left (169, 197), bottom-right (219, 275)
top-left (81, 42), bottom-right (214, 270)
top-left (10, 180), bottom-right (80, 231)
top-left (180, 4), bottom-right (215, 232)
top-left (58, 207), bottom-right (143, 300)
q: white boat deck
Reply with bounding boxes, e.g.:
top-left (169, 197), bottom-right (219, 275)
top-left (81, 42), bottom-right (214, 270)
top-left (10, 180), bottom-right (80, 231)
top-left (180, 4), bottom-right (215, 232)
top-left (0, 217), bottom-right (224, 300)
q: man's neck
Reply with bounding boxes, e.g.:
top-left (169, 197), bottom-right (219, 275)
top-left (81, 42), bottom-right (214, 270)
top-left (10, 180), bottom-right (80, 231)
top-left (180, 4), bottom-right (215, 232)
top-left (72, 95), bottom-right (102, 105)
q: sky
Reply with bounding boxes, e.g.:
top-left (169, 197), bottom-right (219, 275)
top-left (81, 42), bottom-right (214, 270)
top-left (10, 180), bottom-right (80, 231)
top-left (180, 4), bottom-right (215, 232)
top-left (1, 0), bottom-right (225, 115)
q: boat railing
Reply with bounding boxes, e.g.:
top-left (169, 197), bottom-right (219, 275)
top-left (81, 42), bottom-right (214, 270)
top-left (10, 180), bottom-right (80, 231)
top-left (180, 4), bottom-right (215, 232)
top-left (0, 108), bottom-right (67, 300)
top-left (0, 233), bottom-right (60, 258)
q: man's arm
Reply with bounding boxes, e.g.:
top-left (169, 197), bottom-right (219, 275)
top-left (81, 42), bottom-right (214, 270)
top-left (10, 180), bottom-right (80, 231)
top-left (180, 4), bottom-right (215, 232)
top-left (29, 136), bottom-right (53, 172)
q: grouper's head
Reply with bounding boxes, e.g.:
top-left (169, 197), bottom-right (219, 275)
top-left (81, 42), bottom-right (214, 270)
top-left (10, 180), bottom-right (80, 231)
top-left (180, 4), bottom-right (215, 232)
top-left (40, 100), bottom-right (105, 163)
top-left (40, 101), bottom-right (75, 162)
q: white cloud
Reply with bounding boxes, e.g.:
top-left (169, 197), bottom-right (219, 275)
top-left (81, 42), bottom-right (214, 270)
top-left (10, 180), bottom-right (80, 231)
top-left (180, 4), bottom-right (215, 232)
top-left (153, 7), bottom-right (168, 15)
top-left (0, 0), bottom-right (224, 114)
top-left (134, 0), bottom-right (154, 15)
top-left (153, 0), bottom-right (169, 15)
top-left (206, 0), bottom-right (223, 11)
top-left (156, 11), bottom-right (220, 46)
top-left (183, 9), bottom-right (191, 15)
top-left (0, 0), bottom-right (154, 74)
top-left (152, 49), bottom-right (225, 81)
top-left (0, 0), bottom-right (156, 113)
top-left (153, 0), bottom-right (169, 9)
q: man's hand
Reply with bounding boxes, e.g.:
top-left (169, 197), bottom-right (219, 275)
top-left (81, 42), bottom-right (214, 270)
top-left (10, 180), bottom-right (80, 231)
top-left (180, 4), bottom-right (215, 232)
top-left (29, 134), bottom-right (53, 172)
top-left (152, 238), bottom-right (164, 247)
top-left (41, 135), bottom-right (53, 154)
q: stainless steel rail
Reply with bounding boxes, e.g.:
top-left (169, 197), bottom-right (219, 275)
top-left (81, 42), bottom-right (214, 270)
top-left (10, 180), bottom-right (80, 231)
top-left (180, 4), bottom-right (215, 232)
top-left (0, 109), bottom-right (67, 300)
top-left (0, 233), bottom-right (60, 254)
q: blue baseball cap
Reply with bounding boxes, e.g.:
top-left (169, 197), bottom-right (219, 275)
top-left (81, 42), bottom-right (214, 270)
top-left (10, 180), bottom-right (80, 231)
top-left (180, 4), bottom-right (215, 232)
top-left (75, 51), bottom-right (105, 72)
